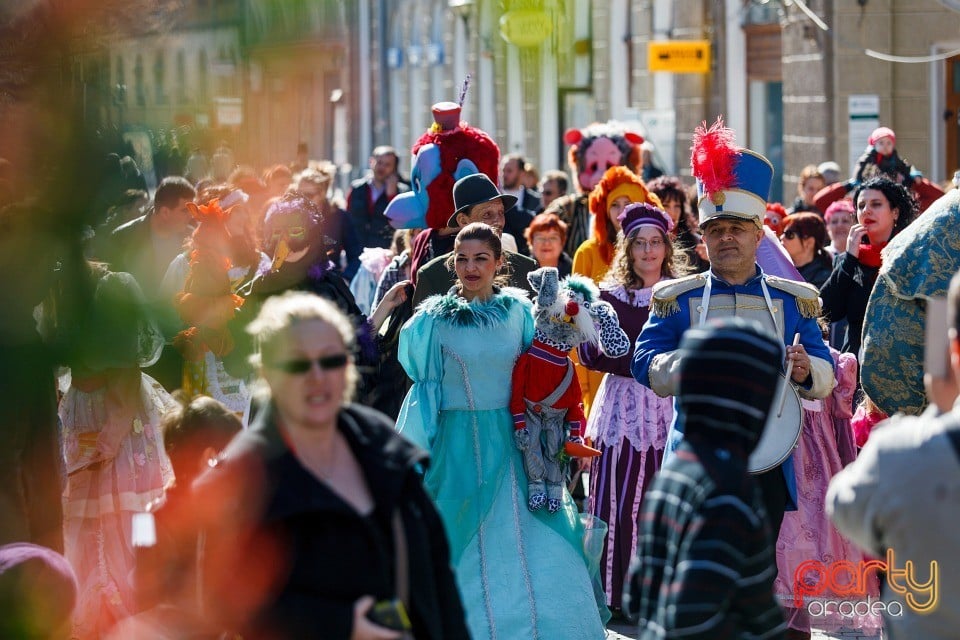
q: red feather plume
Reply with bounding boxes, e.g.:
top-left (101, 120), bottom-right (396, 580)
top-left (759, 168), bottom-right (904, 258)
top-left (690, 116), bottom-right (740, 197)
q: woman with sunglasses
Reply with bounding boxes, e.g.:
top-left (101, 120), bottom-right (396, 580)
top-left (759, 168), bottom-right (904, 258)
top-left (396, 222), bottom-right (608, 639)
top-left (577, 203), bottom-right (683, 617)
top-left (820, 177), bottom-right (918, 356)
top-left (193, 290), bottom-right (469, 639)
top-left (779, 212), bottom-right (833, 288)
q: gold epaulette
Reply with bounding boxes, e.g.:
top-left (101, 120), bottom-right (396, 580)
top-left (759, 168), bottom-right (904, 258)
top-left (765, 275), bottom-right (822, 318)
top-left (651, 273), bottom-right (707, 317)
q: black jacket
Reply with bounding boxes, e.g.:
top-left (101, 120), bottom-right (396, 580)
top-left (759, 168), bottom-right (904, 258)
top-left (797, 256), bottom-right (833, 289)
top-left (195, 403), bottom-right (470, 640)
top-left (503, 187), bottom-right (542, 256)
top-left (346, 177), bottom-right (410, 251)
top-left (820, 251), bottom-right (879, 356)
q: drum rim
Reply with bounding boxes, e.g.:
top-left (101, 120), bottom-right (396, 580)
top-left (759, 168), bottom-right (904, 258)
top-left (747, 374), bottom-right (803, 475)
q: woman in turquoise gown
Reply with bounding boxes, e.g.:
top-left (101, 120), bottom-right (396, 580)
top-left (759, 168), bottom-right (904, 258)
top-left (396, 222), bottom-right (608, 639)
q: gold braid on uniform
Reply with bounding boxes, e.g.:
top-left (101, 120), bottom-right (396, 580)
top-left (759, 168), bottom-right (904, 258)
top-left (650, 274), bottom-right (706, 317)
top-left (765, 276), bottom-right (821, 319)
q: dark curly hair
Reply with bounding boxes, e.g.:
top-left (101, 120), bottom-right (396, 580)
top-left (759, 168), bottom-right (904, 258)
top-left (853, 176), bottom-right (918, 239)
top-left (646, 175), bottom-right (686, 208)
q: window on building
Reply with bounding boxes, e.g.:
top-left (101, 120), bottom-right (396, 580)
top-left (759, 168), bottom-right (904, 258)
top-left (134, 54), bottom-right (145, 106)
top-left (388, 1), bottom-right (408, 155)
top-left (749, 80), bottom-right (784, 203)
top-left (228, 46), bottom-right (238, 96)
top-left (176, 50), bottom-right (187, 104)
top-left (116, 55), bottom-right (126, 105)
top-left (154, 52), bottom-right (167, 104)
top-left (198, 49), bottom-right (208, 103)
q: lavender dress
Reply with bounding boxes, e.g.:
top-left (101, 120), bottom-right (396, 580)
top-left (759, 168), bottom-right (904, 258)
top-left (579, 284), bottom-right (673, 610)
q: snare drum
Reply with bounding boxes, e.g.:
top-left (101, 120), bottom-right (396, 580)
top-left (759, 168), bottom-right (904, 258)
top-left (748, 373), bottom-right (803, 474)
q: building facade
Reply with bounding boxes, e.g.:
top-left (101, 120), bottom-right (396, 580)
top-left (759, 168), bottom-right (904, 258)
top-left (368, 0), bottom-right (960, 202)
top-left (74, 0), bottom-right (960, 201)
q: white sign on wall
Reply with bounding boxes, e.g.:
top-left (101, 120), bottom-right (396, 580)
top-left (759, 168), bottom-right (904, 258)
top-left (848, 94), bottom-right (880, 181)
top-left (215, 97), bottom-right (242, 127)
top-left (621, 108), bottom-right (677, 176)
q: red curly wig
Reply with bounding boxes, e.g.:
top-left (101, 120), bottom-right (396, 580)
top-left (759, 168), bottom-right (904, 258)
top-left (587, 166), bottom-right (661, 263)
top-left (411, 123), bottom-right (500, 230)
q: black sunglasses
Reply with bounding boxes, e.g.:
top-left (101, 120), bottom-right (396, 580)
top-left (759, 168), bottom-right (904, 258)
top-left (268, 353), bottom-right (349, 374)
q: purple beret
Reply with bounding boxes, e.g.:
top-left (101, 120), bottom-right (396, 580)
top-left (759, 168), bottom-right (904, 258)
top-left (619, 202), bottom-right (675, 238)
top-left (0, 543), bottom-right (77, 636)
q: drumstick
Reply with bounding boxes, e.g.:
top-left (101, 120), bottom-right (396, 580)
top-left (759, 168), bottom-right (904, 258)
top-left (777, 333), bottom-right (801, 418)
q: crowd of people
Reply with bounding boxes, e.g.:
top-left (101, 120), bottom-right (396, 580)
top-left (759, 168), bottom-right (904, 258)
top-left (4, 103), bottom-right (960, 640)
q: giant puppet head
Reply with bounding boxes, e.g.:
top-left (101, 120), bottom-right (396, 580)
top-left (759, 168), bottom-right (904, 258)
top-left (384, 102), bottom-right (500, 230)
top-left (564, 122), bottom-right (644, 194)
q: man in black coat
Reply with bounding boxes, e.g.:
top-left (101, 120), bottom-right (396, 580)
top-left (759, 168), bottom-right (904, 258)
top-left (101, 176), bottom-right (196, 391)
top-left (346, 146), bottom-right (409, 250)
top-left (499, 153), bottom-right (542, 256)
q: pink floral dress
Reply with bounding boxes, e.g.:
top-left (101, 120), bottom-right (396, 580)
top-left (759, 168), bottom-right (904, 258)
top-left (773, 350), bottom-right (882, 634)
top-left (58, 270), bottom-right (174, 638)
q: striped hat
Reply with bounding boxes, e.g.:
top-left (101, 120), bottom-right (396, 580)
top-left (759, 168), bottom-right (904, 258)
top-left (676, 317), bottom-right (784, 449)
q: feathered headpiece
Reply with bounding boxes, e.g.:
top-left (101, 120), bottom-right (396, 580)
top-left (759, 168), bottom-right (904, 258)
top-left (174, 198), bottom-right (244, 364)
top-left (691, 117), bottom-right (739, 203)
top-left (690, 116), bottom-right (773, 229)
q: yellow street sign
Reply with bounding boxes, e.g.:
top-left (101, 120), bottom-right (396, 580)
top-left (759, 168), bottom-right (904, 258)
top-left (647, 40), bottom-right (711, 74)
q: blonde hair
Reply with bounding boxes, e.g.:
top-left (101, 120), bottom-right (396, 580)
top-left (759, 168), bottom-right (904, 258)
top-left (246, 291), bottom-right (358, 402)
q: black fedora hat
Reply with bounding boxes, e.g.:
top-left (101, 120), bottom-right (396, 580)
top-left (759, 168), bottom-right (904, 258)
top-left (447, 173), bottom-right (518, 228)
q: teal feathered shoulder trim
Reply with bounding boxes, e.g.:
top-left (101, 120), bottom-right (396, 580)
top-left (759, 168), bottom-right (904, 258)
top-left (418, 286), bottom-right (530, 328)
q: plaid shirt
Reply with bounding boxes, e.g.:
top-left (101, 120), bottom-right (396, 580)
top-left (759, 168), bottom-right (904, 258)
top-left (626, 441), bottom-right (787, 639)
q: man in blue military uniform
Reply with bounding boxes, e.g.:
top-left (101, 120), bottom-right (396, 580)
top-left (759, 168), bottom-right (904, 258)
top-left (631, 119), bottom-right (835, 539)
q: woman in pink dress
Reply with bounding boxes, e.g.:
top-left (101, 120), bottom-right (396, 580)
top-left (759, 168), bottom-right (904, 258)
top-left (773, 350), bottom-right (882, 638)
top-left (59, 264), bottom-right (175, 638)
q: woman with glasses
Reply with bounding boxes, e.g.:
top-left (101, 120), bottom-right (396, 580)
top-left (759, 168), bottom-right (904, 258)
top-left (193, 290), bottom-right (468, 639)
top-left (577, 203), bottom-right (684, 617)
top-left (778, 212), bottom-right (833, 288)
top-left (396, 222), bottom-right (608, 639)
top-left (524, 212), bottom-right (572, 277)
top-left (573, 166), bottom-right (662, 416)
